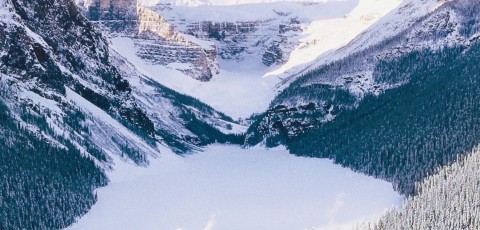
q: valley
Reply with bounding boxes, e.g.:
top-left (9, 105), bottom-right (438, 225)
top-left (1, 0), bottom-right (480, 229)
top-left (91, 0), bottom-right (401, 119)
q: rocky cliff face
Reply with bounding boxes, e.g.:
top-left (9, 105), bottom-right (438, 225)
top-left (6, 0), bottom-right (156, 140)
top-left (179, 18), bottom-right (302, 66)
top-left (154, 3), bottom-right (305, 67)
top-left (136, 5), bottom-right (218, 80)
top-left (77, 0), bottom-right (218, 81)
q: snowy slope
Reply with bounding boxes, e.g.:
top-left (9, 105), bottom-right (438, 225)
top-left (109, 44), bottom-right (248, 148)
top-left (0, 0), bottom-right (159, 165)
top-left (265, 0), bottom-right (403, 79)
top-left (69, 145), bottom-right (403, 230)
top-left (247, 0), bottom-right (472, 145)
top-left (97, 0), bottom-right (400, 119)
top-left (276, 0), bottom-right (448, 87)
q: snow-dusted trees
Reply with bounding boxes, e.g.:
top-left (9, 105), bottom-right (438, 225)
top-left (360, 147), bottom-right (480, 230)
top-left (0, 80), bottom-right (107, 229)
top-left (0, 97), bottom-right (108, 229)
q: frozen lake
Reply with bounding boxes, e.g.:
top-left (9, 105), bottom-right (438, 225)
top-left (69, 145), bottom-right (403, 230)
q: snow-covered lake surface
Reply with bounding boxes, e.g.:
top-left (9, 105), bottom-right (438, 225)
top-left (69, 145), bottom-right (403, 230)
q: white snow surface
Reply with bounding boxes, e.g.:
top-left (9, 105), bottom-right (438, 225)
top-left (69, 145), bottom-right (403, 230)
top-left (275, 0), bottom-right (447, 87)
top-left (265, 0), bottom-right (402, 79)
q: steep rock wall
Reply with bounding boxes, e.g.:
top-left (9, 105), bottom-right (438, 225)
top-left (78, 0), bottom-right (218, 81)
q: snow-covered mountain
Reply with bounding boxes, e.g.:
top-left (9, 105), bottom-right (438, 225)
top-left (0, 0), bottom-right (242, 228)
top-left (247, 0), bottom-right (475, 142)
top-left (2, 0), bottom-right (242, 156)
top-left (76, 0), bottom-right (400, 118)
top-left (274, 0), bottom-right (448, 87)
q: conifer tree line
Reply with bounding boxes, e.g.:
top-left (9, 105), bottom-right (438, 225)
top-left (357, 146), bottom-right (480, 230)
top-left (0, 83), bottom-right (108, 229)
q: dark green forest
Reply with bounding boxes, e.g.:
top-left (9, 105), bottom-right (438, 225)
top-left (0, 96), bottom-right (107, 229)
top-left (286, 43), bottom-right (480, 196)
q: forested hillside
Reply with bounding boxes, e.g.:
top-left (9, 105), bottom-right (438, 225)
top-left (246, 0), bottom-right (480, 197)
top-left (247, 0), bottom-right (480, 145)
top-left (360, 146), bottom-right (480, 229)
top-left (0, 84), bottom-right (107, 229)
top-left (288, 42), bottom-right (480, 196)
